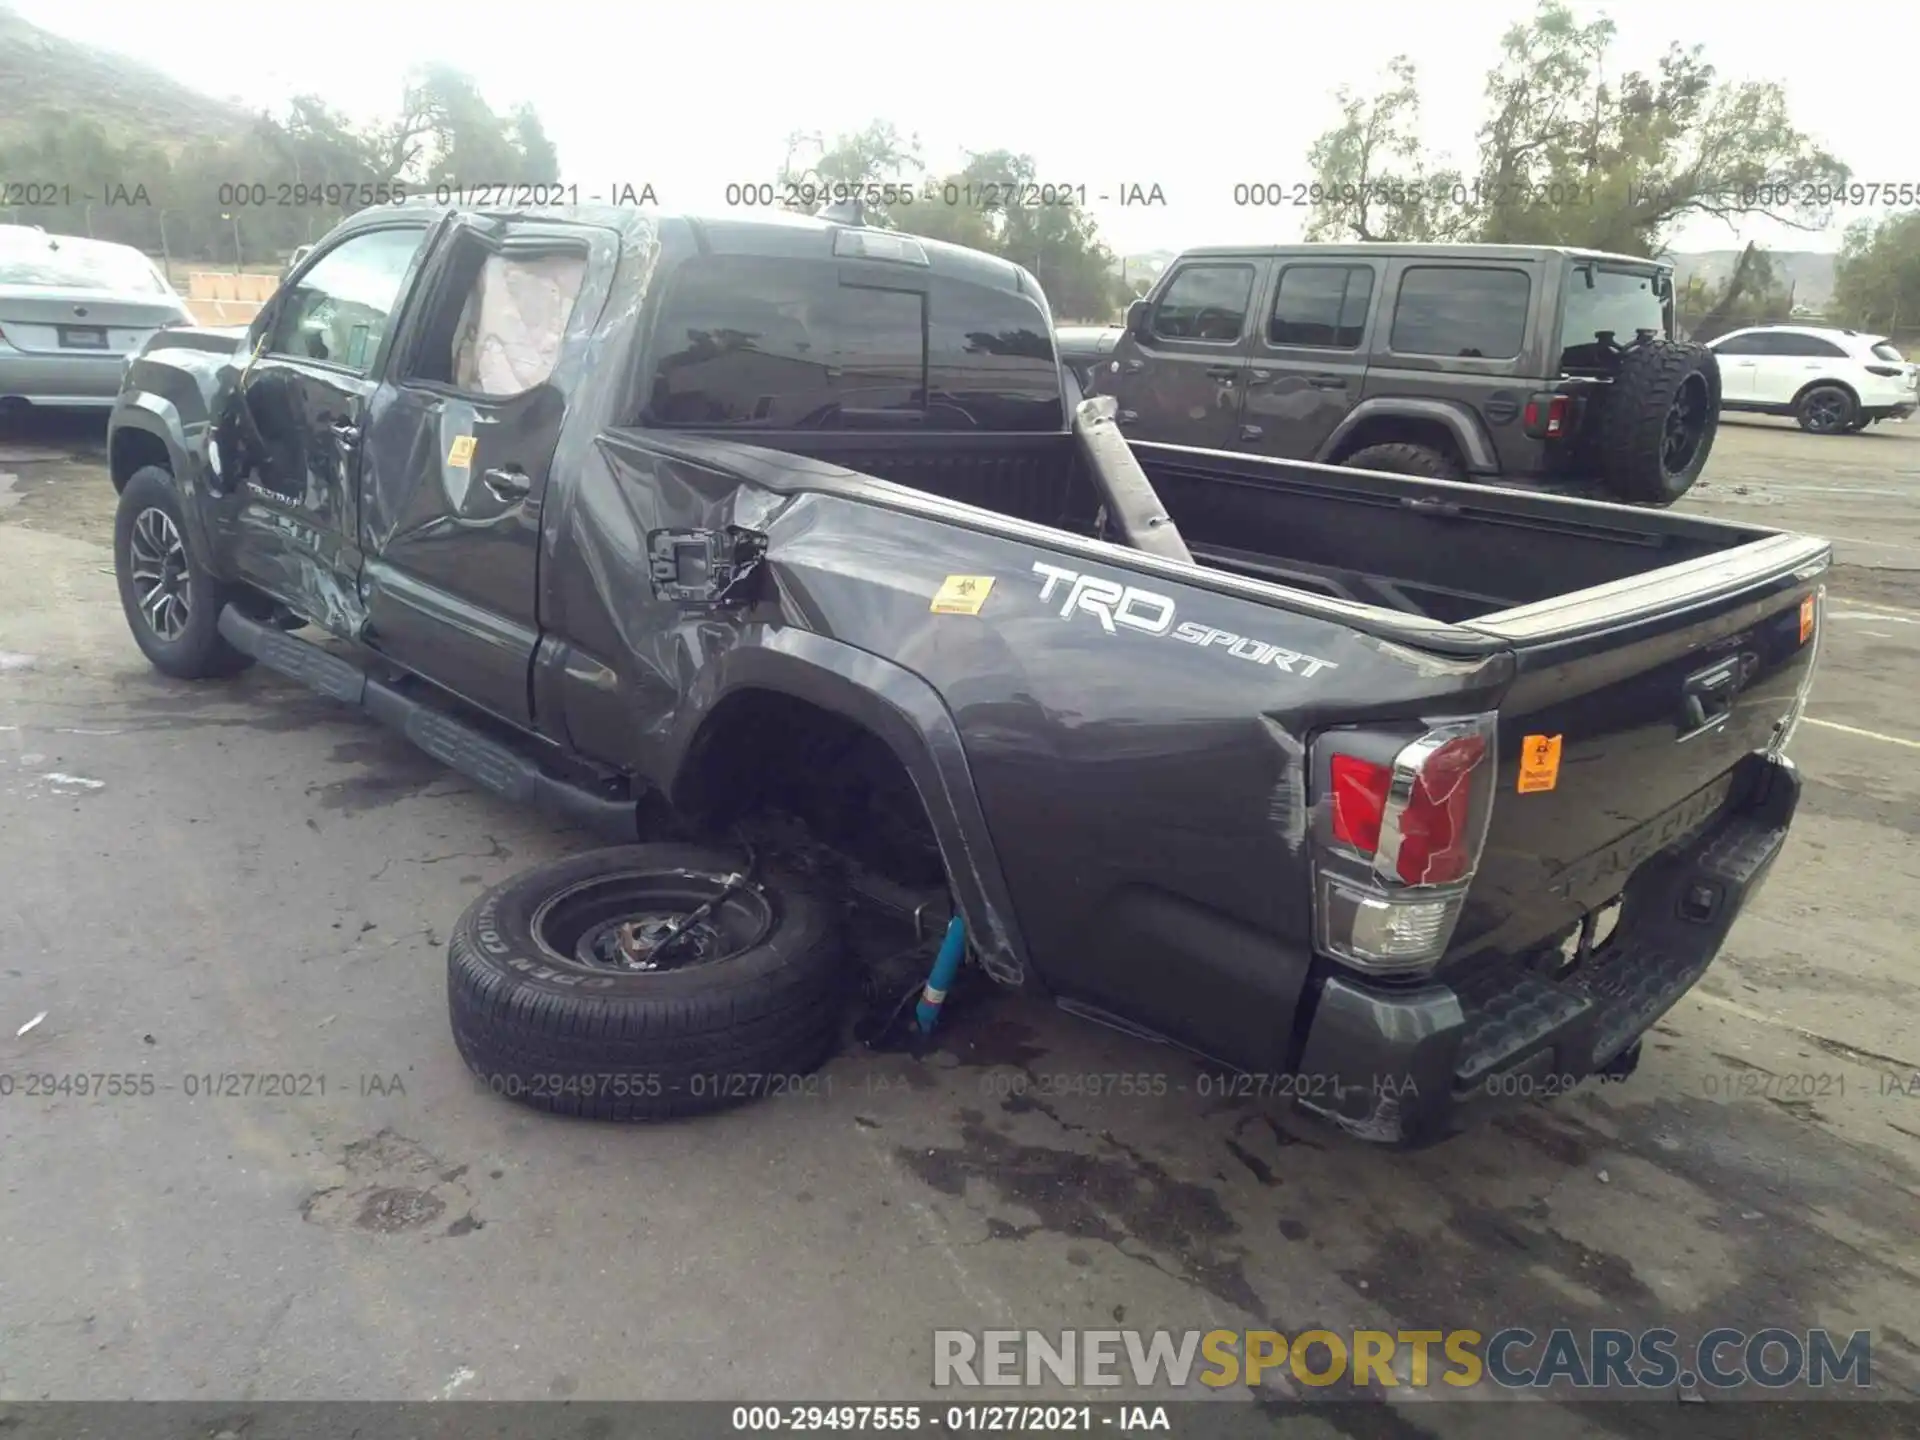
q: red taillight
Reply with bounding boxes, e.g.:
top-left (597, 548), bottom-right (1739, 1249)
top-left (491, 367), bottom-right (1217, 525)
top-left (1384, 734), bottom-right (1486, 885)
top-left (1330, 754), bottom-right (1391, 853)
top-left (1522, 394), bottom-right (1569, 439)
top-left (1311, 716), bottom-right (1498, 975)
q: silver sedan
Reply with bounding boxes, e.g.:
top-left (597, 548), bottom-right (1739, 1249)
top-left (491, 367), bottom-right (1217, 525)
top-left (0, 227), bottom-right (195, 417)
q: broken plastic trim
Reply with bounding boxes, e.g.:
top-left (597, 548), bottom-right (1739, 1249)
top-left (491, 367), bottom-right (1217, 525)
top-left (647, 526), bottom-right (768, 604)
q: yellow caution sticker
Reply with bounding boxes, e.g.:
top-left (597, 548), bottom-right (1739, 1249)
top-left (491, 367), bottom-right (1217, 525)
top-left (1518, 734), bottom-right (1563, 794)
top-left (447, 435), bottom-right (477, 469)
top-left (1800, 594), bottom-right (1816, 644)
top-left (930, 575), bottom-right (995, 616)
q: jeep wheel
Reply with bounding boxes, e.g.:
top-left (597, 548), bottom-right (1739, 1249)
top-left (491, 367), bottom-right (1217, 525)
top-left (1797, 385), bottom-right (1858, 434)
top-left (1343, 442), bottom-right (1465, 483)
top-left (113, 466), bottom-right (255, 679)
top-left (447, 845), bottom-right (850, 1120)
top-left (1592, 340), bottom-right (1719, 504)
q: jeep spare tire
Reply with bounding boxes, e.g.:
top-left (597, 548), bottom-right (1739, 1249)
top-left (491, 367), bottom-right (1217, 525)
top-left (1591, 339), bottom-right (1720, 504)
top-left (448, 845), bottom-right (849, 1120)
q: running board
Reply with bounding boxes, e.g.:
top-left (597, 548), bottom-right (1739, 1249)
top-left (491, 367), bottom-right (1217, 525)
top-left (217, 605), bottom-right (640, 843)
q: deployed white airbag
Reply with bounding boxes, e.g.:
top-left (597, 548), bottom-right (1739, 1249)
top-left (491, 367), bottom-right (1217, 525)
top-left (452, 252), bottom-right (586, 395)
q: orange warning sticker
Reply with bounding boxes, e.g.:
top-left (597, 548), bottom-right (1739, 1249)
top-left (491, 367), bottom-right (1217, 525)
top-left (447, 435), bottom-right (477, 469)
top-left (1800, 594), bottom-right (1816, 644)
top-left (931, 575), bottom-right (995, 615)
top-left (1518, 734), bottom-right (1563, 794)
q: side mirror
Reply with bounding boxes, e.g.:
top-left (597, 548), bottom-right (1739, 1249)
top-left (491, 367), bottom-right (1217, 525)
top-left (1126, 299), bottom-right (1152, 340)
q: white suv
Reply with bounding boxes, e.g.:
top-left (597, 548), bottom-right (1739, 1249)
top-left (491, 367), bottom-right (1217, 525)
top-left (1706, 324), bottom-right (1919, 434)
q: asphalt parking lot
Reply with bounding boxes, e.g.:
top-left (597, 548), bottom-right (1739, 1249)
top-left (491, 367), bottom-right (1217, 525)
top-left (2, 412), bottom-right (1918, 1430)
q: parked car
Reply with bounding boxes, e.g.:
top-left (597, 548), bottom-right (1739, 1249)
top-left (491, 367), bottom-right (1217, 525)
top-left (1704, 324), bottom-right (1918, 434)
top-left (106, 200), bottom-right (1825, 1147)
top-left (1087, 243), bottom-right (1721, 506)
top-left (0, 229), bottom-right (193, 420)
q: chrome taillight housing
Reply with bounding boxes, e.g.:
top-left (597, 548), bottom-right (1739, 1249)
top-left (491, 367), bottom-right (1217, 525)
top-left (1311, 713), bottom-right (1499, 976)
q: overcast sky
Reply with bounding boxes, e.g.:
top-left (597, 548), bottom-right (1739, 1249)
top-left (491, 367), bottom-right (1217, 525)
top-left (15, 0), bottom-right (1915, 256)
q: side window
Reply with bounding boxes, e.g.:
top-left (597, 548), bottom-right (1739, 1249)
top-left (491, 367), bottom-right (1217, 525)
top-left (406, 236), bottom-right (588, 396)
top-left (1151, 264), bottom-right (1255, 343)
top-left (1793, 336), bottom-right (1848, 358)
top-left (1389, 266), bottom-right (1530, 359)
top-left (1268, 265), bottom-right (1374, 348)
top-left (269, 227), bottom-right (427, 371)
top-left (1712, 333), bottom-right (1762, 356)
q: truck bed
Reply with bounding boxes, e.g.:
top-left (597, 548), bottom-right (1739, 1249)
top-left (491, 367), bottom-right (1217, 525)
top-left (727, 429), bottom-right (1766, 625)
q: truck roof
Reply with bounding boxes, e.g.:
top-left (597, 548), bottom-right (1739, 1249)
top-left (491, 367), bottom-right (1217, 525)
top-left (1174, 241), bottom-right (1669, 270)
top-left (336, 196), bottom-right (1035, 295)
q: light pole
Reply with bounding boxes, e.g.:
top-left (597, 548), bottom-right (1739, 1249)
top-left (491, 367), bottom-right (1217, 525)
top-left (222, 212), bottom-right (243, 273)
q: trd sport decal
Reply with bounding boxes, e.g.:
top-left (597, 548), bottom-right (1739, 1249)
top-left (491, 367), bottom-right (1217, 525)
top-left (1030, 562), bottom-right (1338, 677)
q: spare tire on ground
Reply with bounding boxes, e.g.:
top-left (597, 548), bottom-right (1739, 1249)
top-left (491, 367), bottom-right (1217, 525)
top-left (448, 844), bottom-right (849, 1120)
top-left (1590, 339), bottom-right (1720, 504)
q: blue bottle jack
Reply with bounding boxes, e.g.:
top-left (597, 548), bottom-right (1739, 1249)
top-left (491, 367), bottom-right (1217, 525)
top-left (915, 916), bottom-right (967, 1033)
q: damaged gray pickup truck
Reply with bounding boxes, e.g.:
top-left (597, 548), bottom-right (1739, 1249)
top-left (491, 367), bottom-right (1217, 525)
top-left (106, 199), bottom-right (1828, 1145)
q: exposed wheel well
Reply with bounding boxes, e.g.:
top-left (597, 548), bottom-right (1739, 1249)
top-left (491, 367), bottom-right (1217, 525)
top-left (110, 428), bottom-right (171, 493)
top-left (1327, 416), bottom-right (1468, 469)
top-left (1793, 377), bottom-right (1858, 410)
top-left (672, 689), bottom-right (947, 892)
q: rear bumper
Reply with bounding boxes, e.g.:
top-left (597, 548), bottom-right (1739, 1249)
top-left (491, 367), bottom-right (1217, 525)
top-left (1292, 753), bottom-right (1800, 1146)
top-left (0, 351), bottom-right (126, 402)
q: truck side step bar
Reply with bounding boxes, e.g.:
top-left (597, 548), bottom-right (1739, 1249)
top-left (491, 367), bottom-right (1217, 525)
top-left (217, 605), bottom-right (641, 844)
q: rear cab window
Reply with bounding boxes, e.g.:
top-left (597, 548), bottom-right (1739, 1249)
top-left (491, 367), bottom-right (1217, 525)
top-left (640, 255), bottom-right (1061, 431)
top-left (1388, 266), bottom-right (1530, 359)
top-left (1559, 265), bottom-right (1668, 372)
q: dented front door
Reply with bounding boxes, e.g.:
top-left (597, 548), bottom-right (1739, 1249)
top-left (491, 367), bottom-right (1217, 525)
top-left (357, 216), bottom-right (615, 729)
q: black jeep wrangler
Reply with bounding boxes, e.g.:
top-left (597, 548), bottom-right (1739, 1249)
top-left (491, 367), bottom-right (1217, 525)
top-left (1063, 243), bottom-right (1721, 506)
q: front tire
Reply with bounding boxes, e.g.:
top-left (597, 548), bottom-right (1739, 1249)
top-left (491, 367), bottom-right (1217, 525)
top-left (113, 466), bottom-right (254, 679)
top-left (448, 845), bottom-right (850, 1121)
top-left (1796, 384), bottom-right (1857, 435)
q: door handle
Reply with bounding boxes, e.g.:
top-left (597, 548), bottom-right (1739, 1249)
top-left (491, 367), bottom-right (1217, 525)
top-left (329, 420), bottom-right (360, 447)
top-left (1116, 409), bottom-right (1139, 425)
top-left (1239, 424), bottom-right (1264, 442)
top-left (1205, 366), bottom-right (1238, 382)
top-left (482, 466), bottom-right (531, 502)
top-left (1308, 375), bottom-right (1347, 390)
top-left (1120, 359), bottom-right (1144, 374)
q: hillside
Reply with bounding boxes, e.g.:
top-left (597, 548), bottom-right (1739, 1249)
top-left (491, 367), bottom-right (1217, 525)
top-left (1665, 250), bottom-right (1837, 309)
top-left (0, 5), bottom-right (254, 151)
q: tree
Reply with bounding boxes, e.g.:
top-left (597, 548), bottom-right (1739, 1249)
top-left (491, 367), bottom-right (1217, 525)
top-left (1832, 211), bottom-right (1920, 334)
top-left (1678, 241), bottom-right (1795, 341)
top-left (774, 125), bottom-right (1135, 320)
top-left (1302, 58), bottom-right (1468, 243)
top-left (1303, 0), bottom-right (1850, 256)
top-left (0, 68), bottom-right (563, 266)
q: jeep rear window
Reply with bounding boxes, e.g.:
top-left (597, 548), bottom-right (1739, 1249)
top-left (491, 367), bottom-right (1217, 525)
top-left (640, 255), bottom-right (1061, 431)
top-left (1559, 266), bottom-right (1666, 371)
top-left (1388, 266), bottom-right (1529, 359)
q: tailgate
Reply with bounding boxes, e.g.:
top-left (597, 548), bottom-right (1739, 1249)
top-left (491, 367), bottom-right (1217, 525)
top-left (1455, 532), bottom-right (1828, 957)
